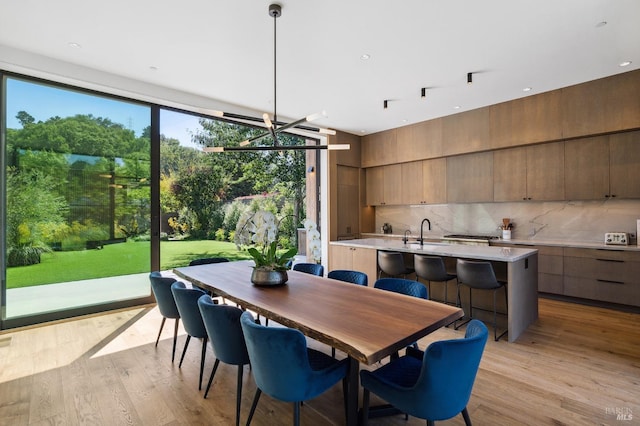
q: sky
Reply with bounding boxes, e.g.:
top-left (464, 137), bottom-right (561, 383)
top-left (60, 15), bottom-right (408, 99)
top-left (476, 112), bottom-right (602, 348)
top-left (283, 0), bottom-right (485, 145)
top-left (5, 77), bottom-right (203, 147)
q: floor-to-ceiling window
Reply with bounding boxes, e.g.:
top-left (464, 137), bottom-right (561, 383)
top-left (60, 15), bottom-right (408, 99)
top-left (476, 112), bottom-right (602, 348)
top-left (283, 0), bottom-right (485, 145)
top-left (1, 76), bottom-right (153, 327)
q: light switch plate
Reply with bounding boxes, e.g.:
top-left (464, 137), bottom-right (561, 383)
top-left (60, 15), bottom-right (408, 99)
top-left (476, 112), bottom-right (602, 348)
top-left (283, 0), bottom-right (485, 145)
top-left (605, 232), bottom-right (629, 245)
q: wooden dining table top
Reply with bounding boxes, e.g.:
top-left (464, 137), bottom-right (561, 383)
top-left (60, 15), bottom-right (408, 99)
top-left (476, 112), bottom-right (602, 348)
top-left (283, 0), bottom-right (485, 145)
top-left (174, 260), bottom-right (463, 365)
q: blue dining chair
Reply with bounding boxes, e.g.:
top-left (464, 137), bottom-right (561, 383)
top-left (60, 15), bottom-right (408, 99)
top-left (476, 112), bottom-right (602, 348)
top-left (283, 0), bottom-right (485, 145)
top-left (240, 311), bottom-right (349, 426)
top-left (360, 320), bottom-right (489, 426)
top-left (198, 295), bottom-right (249, 426)
top-left (149, 272), bottom-right (180, 362)
top-left (292, 262), bottom-right (324, 276)
top-left (170, 281), bottom-right (208, 390)
top-left (374, 277), bottom-right (428, 299)
top-left (374, 277), bottom-right (428, 357)
top-left (327, 269), bottom-right (368, 286)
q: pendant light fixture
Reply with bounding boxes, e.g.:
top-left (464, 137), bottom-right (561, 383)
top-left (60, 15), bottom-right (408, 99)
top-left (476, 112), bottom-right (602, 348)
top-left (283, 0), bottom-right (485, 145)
top-left (205, 4), bottom-right (348, 153)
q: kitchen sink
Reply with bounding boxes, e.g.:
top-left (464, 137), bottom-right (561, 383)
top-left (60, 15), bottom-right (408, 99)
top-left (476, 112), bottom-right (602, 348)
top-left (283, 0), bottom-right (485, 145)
top-left (406, 242), bottom-right (449, 249)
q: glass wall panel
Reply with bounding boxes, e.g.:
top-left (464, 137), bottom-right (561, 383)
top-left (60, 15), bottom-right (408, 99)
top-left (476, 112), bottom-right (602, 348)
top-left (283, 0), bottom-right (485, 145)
top-left (2, 77), bottom-right (152, 322)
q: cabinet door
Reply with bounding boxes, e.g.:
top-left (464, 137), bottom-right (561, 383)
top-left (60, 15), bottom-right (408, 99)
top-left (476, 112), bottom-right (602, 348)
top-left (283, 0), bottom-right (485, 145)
top-left (397, 119), bottom-right (443, 163)
top-left (336, 166), bottom-right (360, 237)
top-left (401, 161), bottom-right (424, 204)
top-left (422, 158), bottom-right (447, 204)
top-left (362, 130), bottom-right (397, 167)
top-left (493, 147), bottom-right (527, 201)
top-left (382, 164), bottom-right (402, 205)
top-left (442, 108), bottom-right (490, 156)
top-left (365, 167), bottom-right (384, 205)
top-left (564, 136), bottom-right (610, 200)
top-left (526, 142), bottom-right (565, 201)
top-left (609, 130), bottom-right (640, 198)
top-left (351, 247), bottom-right (378, 286)
top-left (446, 152), bottom-right (493, 202)
top-left (329, 245), bottom-right (354, 271)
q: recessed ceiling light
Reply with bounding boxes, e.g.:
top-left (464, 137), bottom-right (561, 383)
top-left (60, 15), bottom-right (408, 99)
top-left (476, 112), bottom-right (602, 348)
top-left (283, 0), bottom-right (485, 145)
top-left (360, 54), bottom-right (370, 60)
top-left (453, 105), bottom-right (461, 110)
top-left (523, 87), bottom-right (532, 92)
top-left (68, 42), bottom-right (82, 48)
top-left (149, 66), bottom-right (159, 71)
top-left (402, 119), bottom-right (408, 123)
top-left (596, 21), bottom-right (607, 28)
top-left (619, 61), bottom-right (632, 67)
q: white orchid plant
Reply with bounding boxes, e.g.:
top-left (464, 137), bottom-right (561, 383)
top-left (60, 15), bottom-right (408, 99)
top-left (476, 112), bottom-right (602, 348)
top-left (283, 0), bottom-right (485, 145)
top-left (235, 210), bottom-right (297, 271)
top-left (303, 218), bottom-right (322, 264)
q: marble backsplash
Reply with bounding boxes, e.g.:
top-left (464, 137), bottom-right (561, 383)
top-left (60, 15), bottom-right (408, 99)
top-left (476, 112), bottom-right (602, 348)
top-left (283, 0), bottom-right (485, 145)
top-left (375, 199), bottom-right (640, 244)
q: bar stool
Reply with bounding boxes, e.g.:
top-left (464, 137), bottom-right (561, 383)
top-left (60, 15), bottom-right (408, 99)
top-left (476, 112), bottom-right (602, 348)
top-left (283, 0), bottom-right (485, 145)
top-left (377, 251), bottom-right (414, 279)
top-left (455, 259), bottom-right (508, 341)
top-left (414, 254), bottom-right (456, 305)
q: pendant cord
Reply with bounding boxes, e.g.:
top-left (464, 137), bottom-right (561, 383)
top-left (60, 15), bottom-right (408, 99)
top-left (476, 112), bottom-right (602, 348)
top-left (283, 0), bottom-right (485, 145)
top-left (273, 10), bottom-right (277, 129)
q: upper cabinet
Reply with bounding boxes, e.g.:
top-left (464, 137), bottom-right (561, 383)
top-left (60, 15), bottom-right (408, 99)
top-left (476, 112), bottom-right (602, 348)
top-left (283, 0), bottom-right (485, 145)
top-left (362, 129), bottom-right (397, 168)
top-left (609, 130), bottom-right (640, 199)
top-left (562, 69), bottom-right (640, 139)
top-left (400, 158), bottom-right (447, 205)
top-left (331, 131), bottom-right (361, 168)
top-left (442, 108), bottom-right (490, 156)
top-left (493, 142), bottom-right (565, 202)
top-left (396, 118), bottom-right (443, 163)
top-left (489, 90), bottom-right (563, 149)
top-left (366, 164), bottom-right (402, 206)
top-left (565, 131), bottom-right (640, 200)
top-left (447, 152), bottom-right (493, 203)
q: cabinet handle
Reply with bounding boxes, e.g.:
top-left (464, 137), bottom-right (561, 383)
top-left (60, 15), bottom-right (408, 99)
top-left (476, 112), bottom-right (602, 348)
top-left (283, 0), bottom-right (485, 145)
top-left (597, 279), bottom-right (625, 285)
top-left (596, 258), bottom-right (624, 263)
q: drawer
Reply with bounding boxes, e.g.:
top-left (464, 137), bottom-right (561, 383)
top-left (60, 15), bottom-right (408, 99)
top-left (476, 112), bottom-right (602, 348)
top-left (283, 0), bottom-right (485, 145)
top-left (564, 276), bottom-right (640, 307)
top-left (539, 254), bottom-right (563, 275)
top-left (538, 273), bottom-right (563, 294)
top-left (564, 247), bottom-right (640, 262)
top-left (564, 256), bottom-right (640, 281)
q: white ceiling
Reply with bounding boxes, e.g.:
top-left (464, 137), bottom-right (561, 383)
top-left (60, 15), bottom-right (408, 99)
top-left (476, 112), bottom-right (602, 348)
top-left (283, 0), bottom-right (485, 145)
top-left (1, 0), bottom-right (639, 136)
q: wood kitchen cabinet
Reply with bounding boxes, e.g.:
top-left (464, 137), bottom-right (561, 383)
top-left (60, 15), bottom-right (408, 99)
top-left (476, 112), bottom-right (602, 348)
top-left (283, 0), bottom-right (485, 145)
top-left (609, 130), bottom-right (640, 199)
top-left (490, 90), bottom-right (563, 149)
top-left (366, 164), bottom-right (401, 206)
top-left (328, 245), bottom-right (377, 285)
top-left (362, 129), bottom-right (397, 168)
top-left (396, 118), bottom-right (443, 163)
top-left (442, 107), bottom-right (490, 156)
top-left (402, 158), bottom-right (447, 205)
top-left (492, 242), bottom-right (563, 294)
top-left (563, 248), bottom-right (640, 307)
top-left (564, 136), bottom-right (610, 200)
top-left (447, 151), bottom-right (493, 203)
top-left (336, 166), bottom-right (360, 238)
top-left (494, 142), bottom-right (564, 201)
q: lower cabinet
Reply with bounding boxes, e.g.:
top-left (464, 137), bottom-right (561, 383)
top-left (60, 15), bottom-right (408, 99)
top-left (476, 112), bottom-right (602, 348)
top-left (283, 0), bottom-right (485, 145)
top-left (563, 248), bottom-right (640, 307)
top-left (328, 245), bottom-right (377, 285)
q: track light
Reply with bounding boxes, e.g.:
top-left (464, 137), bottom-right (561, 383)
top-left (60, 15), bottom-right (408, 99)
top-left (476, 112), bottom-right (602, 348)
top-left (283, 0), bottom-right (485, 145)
top-left (384, 100), bottom-right (388, 109)
top-left (467, 72), bottom-right (473, 84)
top-left (421, 88), bottom-right (426, 98)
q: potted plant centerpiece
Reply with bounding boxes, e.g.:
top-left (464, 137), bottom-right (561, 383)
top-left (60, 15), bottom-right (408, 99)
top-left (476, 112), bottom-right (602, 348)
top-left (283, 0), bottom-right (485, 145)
top-left (235, 210), bottom-right (297, 286)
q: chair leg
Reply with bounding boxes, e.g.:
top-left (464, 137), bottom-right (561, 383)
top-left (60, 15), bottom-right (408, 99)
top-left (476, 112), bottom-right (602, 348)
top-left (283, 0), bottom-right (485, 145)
top-left (494, 285), bottom-right (509, 342)
top-left (246, 388), bottom-right (262, 425)
top-left (178, 335), bottom-right (191, 368)
top-left (332, 347), bottom-right (336, 358)
top-left (204, 359), bottom-right (220, 398)
top-left (293, 401), bottom-right (301, 426)
top-left (199, 337), bottom-right (207, 390)
top-left (361, 389), bottom-right (370, 426)
top-left (236, 365), bottom-right (244, 426)
top-left (155, 317), bottom-right (166, 347)
top-left (171, 318), bottom-right (180, 363)
top-left (427, 420), bottom-right (435, 426)
top-left (342, 376), bottom-right (348, 424)
top-left (461, 407), bottom-right (472, 425)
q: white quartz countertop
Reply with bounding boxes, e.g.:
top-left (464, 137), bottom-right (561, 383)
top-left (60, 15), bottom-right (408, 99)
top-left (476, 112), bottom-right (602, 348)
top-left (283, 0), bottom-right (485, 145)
top-left (360, 233), bottom-right (640, 252)
top-left (331, 238), bottom-right (537, 262)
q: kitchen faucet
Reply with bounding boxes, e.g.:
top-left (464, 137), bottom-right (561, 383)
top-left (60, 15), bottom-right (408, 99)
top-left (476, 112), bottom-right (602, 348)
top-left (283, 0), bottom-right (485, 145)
top-left (403, 229), bottom-right (411, 244)
top-left (418, 218), bottom-right (431, 246)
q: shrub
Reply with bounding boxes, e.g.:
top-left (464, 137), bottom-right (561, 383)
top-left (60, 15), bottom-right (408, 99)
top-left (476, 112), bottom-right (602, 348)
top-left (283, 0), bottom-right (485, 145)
top-left (214, 228), bottom-right (227, 241)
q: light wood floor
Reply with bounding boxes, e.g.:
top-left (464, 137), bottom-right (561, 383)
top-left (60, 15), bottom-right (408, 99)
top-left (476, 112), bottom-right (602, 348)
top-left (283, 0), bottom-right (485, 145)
top-left (0, 298), bottom-right (638, 426)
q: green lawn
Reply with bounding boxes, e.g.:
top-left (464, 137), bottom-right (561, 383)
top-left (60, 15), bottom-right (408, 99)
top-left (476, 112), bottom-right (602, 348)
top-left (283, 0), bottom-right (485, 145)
top-left (6, 240), bottom-right (251, 289)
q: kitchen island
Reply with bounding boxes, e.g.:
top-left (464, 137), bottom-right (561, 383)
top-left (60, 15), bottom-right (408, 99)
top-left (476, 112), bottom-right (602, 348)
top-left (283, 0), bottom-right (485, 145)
top-left (329, 238), bottom-right (538, 342)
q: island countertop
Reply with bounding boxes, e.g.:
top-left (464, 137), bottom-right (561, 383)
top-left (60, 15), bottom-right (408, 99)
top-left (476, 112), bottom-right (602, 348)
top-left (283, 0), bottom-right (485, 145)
top-left (330, 238), bottom-right (537, 262)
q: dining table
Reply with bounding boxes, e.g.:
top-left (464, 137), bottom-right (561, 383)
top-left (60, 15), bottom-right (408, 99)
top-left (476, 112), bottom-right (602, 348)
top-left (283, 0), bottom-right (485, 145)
top-left (174, 260), bottom-right (463, 426)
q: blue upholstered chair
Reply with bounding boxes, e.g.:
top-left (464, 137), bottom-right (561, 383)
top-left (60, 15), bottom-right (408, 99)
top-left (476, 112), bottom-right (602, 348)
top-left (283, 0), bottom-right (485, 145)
top-left (374, 277), bottom-right (428, 299)
top-left (327, 269), bottom-right (368, 286)
top-left (188, 257), bottom-right (230, 266)
top-left (360, 320), bottom-right (489, 426)
top-left (292, 262), bottom-right (324, 276)
top-left (170, 282), bottom-right (208, 390)
top-left (198, 295), bottom-right (249, 426)
top-left (240, 311), bottom-right (349, 426)
top-left (149, 272), bottom-right (180, 362)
